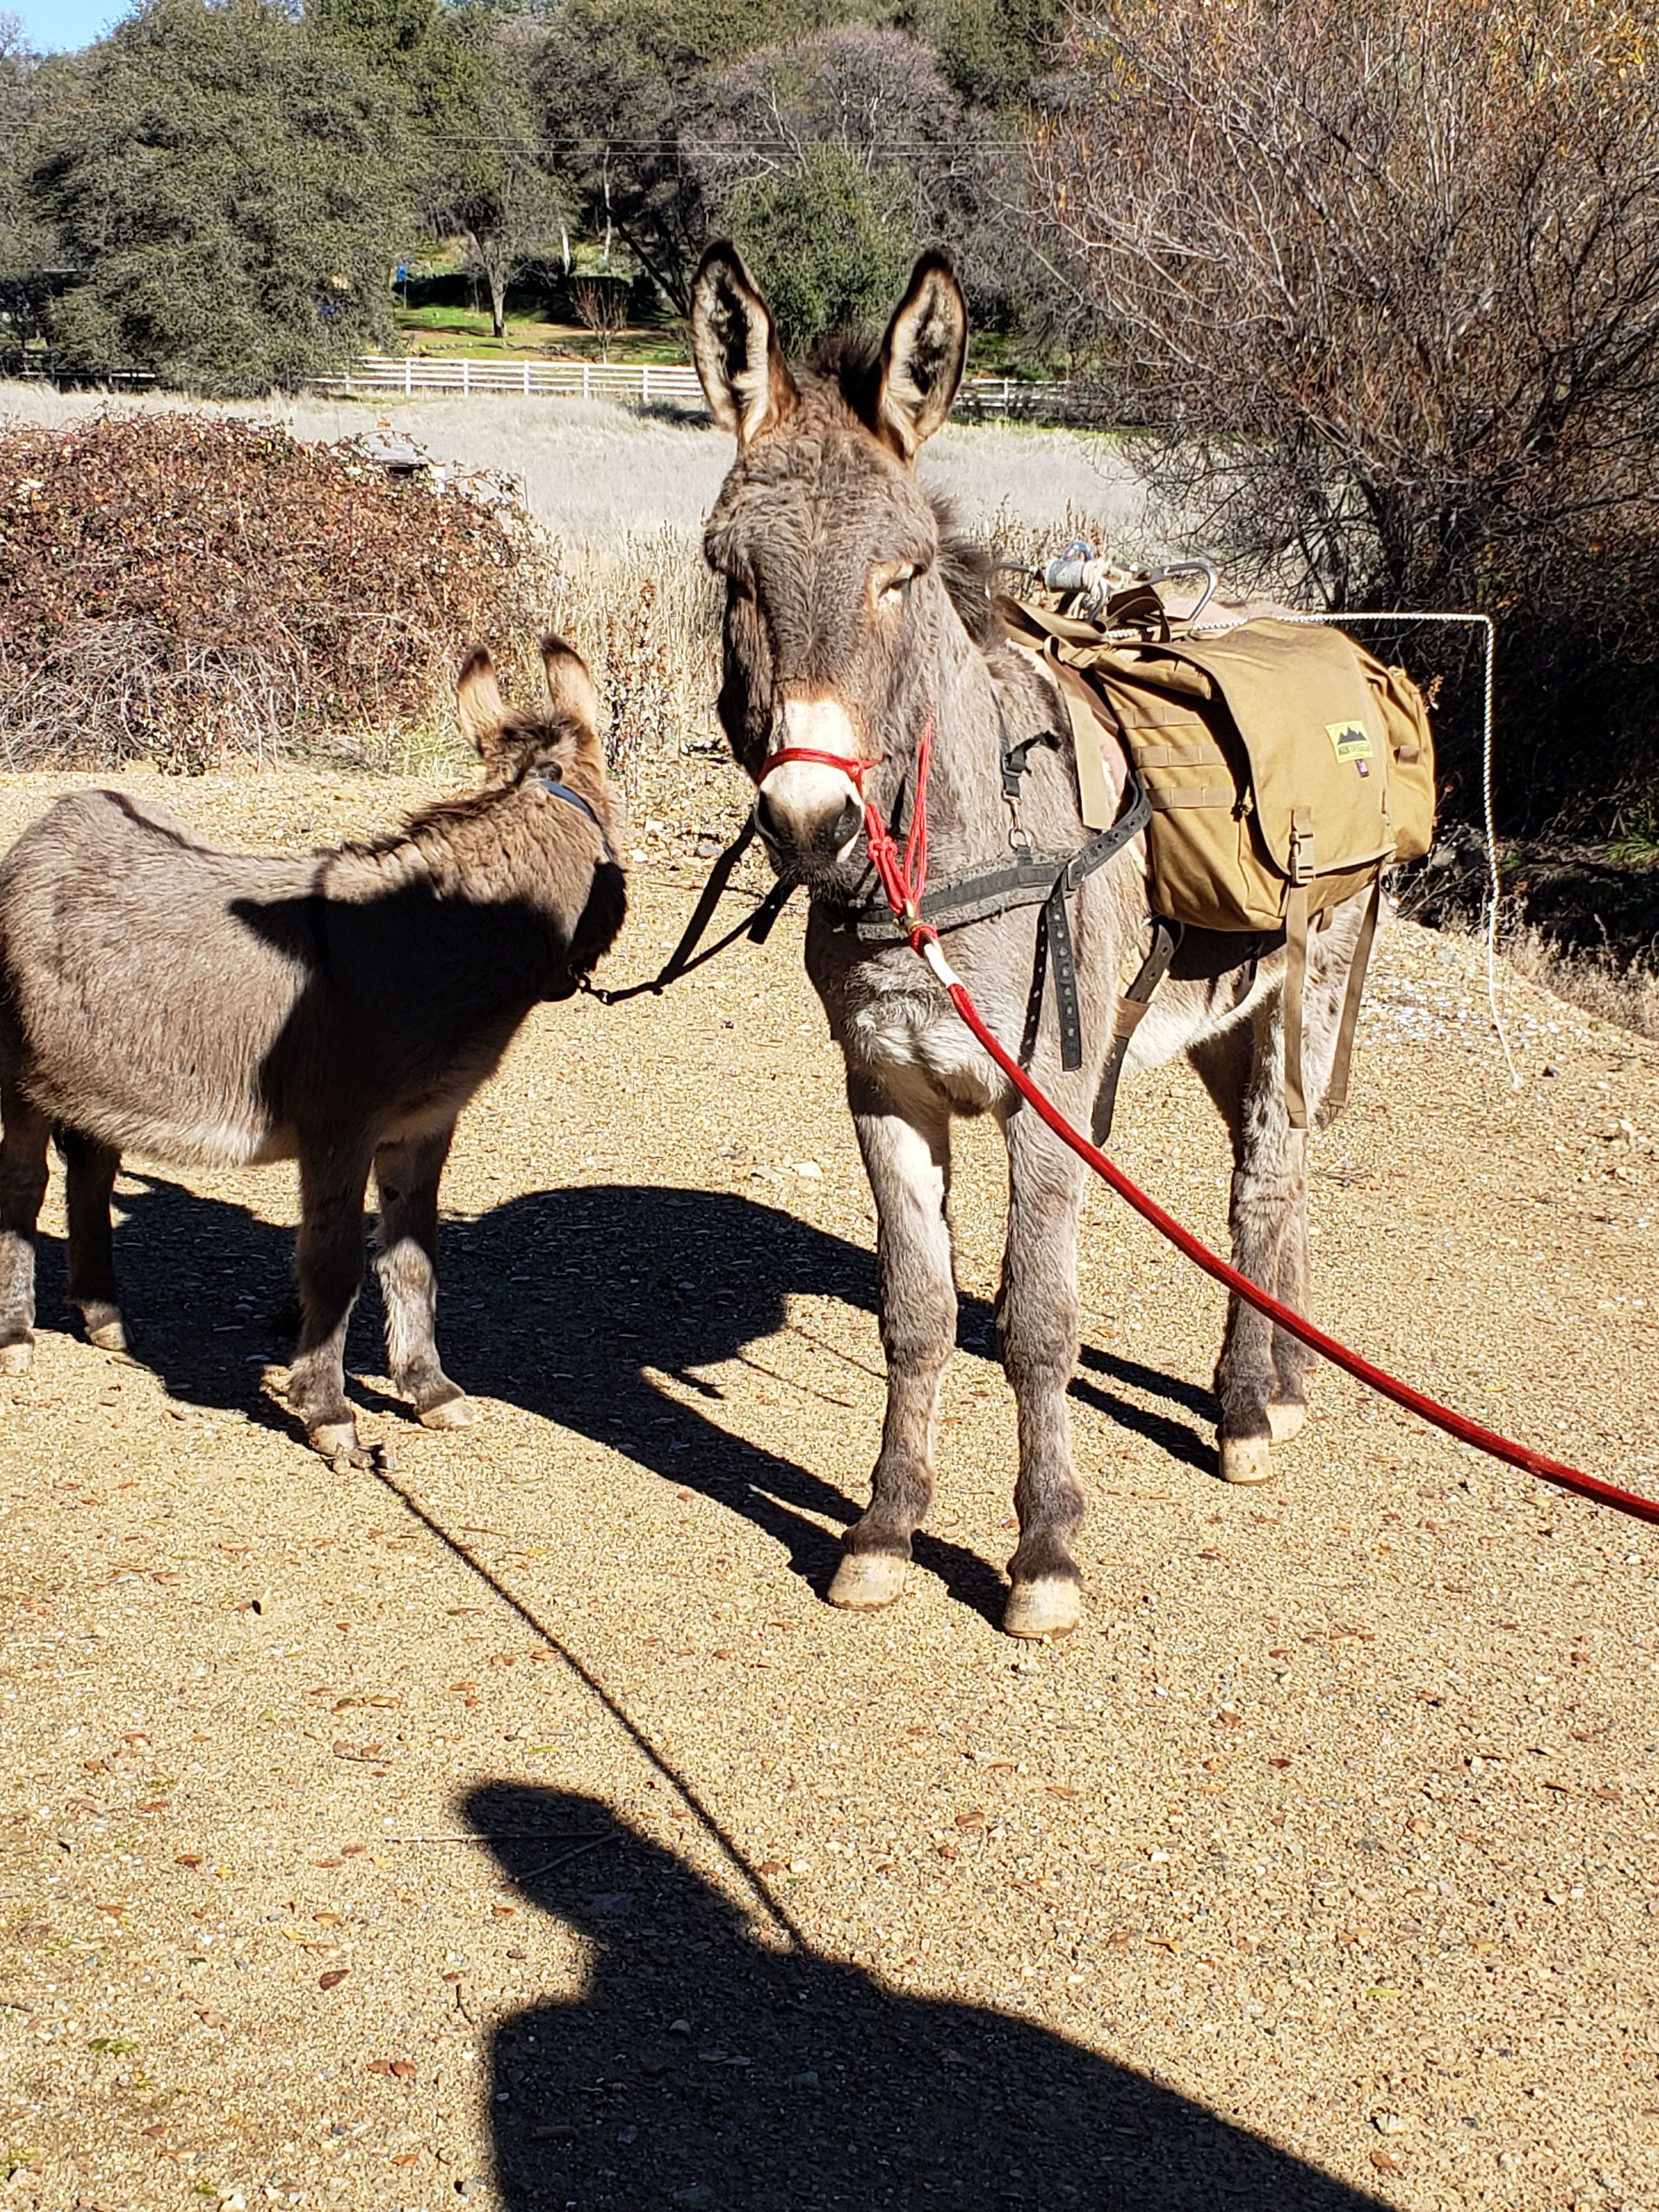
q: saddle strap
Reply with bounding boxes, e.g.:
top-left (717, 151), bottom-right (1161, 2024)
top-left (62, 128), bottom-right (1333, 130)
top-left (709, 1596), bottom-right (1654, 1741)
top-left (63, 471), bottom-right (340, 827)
top-left (1321, 875), bottom-right (1383, 1124)
top-left (1283, 879), bottom-right (1311, 1130)
top-left (1091, 918), bottom-right (1183, 1145)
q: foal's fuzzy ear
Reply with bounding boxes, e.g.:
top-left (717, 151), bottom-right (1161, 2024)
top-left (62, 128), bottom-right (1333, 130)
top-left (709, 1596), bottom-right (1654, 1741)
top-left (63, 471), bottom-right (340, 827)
top-left (875, 252), bottom-right (968, 462)
top-left (540, 632), bottom-right (600, 733)
top-left (455, 646), bottom-right (510, 755)
top-left (690, 243), bottom-right (798, 445)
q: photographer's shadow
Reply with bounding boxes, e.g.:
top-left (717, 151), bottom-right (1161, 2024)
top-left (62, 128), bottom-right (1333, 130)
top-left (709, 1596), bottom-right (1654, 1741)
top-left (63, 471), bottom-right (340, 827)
top-left (470, 1782), bottom-right (1384, 2212)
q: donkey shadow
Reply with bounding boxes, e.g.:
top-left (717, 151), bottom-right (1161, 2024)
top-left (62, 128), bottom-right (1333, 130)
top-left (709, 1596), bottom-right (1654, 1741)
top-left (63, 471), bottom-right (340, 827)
top-left (469, 1781), bottom-right (1384, 2212)
top-left (66, 1176), bottom-right (1221, 1594)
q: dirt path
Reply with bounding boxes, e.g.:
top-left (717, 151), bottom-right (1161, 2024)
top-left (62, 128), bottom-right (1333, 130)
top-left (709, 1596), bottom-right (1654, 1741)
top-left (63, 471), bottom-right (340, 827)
top-left (1, 769), bottom-right (1655, 2212)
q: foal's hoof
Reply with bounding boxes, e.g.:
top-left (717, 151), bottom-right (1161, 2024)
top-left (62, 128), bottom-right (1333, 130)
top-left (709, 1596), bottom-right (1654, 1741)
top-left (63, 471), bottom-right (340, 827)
top-left (0, 1339), bottom-right (33, 1376)
top-left (1267, 1400), bottom-right (1306, 1444)
top-left (1219, 1435), bottom-right (1275, 1486)
top-left (86, 1317), bottom-right (128, 1354)
top-left (307, 1420), bottom-right (368, 1469)
top-left (1003, 1577), bottom-right (1081, 1641)
top-left (419, 1394), bottom-right (475, 1432)
top-left (828, 1553), bottom-right (908, 1611)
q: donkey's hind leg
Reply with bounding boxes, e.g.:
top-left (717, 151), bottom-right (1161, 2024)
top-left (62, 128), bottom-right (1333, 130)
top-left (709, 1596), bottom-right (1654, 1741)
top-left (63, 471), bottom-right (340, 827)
top-left (1190, 937), bottom-right (1356, 1483)
top-left (0, 1085), bottom-right (49, 1373)
top-left (289, 1142), bottom-right (374, 1463)
top-left (1189, 1009), bottom-right (1303, 1485)
top-left (372, 1126), bottom-right (472, 1430)
top-left (829, 1074), bottom-right (956, 1613)
top-left (61, 1130), bottom-right (126, 1351)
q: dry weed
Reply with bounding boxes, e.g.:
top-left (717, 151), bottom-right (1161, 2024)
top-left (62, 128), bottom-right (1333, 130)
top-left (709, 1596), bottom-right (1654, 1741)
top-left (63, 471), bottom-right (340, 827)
top-left (1491, 920), bottom-right (1659, 1041)
top-left (0, 412), bottom-right (551, 771)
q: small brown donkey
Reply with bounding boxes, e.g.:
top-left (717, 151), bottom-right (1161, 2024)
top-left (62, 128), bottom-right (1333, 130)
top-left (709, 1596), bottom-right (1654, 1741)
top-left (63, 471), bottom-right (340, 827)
top-left (0, 636), bottom-right (626, 1462)
top-left (691, 247), bottom-right (1378, 1637)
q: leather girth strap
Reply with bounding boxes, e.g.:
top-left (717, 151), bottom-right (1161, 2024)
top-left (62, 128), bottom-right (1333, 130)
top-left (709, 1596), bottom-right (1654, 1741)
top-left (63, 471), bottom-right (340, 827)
top-left (1091, 917), bottom-right (1183, 1145)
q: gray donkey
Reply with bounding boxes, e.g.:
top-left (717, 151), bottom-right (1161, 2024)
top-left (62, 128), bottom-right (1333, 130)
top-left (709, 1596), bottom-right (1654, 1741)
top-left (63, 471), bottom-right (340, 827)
top-left (691, 246), bottom-right (1375, 1639)
top-left (0, 636), bottom-right (626, 1464)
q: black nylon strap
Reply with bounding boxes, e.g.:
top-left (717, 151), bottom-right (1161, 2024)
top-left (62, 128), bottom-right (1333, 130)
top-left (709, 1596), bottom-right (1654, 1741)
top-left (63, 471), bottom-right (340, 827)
top-left (579, 817), bottom-right (795, 1006)
top-left (1044, 873), bottom-right (1085, 1070)
top-left (1092, 917), bottom-right (1183, 1145)
top-left (832, 765), bottom-right (1151, 945)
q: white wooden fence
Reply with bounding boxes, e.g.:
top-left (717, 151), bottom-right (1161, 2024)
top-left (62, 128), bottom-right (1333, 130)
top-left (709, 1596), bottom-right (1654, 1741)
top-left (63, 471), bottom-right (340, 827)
top-left (313, 354), bottom-right (1088, 420)
top-left (316, 356), bottom-right (705, 402)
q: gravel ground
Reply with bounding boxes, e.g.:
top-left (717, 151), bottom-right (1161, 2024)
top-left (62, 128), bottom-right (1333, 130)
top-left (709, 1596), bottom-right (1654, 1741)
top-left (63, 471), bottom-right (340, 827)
top-left (1, 767), bottom-right (1656, 2212)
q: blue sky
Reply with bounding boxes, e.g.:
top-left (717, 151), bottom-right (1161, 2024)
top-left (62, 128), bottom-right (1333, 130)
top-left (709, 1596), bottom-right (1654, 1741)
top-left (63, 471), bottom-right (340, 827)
top-left (16, 0), bottom-right (129, 52)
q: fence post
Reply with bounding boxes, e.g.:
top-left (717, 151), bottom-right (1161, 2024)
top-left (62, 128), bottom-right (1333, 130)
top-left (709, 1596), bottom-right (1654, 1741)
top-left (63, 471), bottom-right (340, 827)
top-left (641, 364), bottom-right (650, 405)
top-left (461, 358), bottom-right (469, 396)
top-left (583, 362), bottom-right (591, 400)
top-left (403, 358), bottom-right (411, 396)
top-left (524, 360), bottom-right (530, 396)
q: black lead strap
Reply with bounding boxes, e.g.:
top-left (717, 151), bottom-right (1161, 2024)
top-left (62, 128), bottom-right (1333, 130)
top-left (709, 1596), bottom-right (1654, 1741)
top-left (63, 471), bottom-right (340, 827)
top-left (577, 816), bottom-right (795, 1007)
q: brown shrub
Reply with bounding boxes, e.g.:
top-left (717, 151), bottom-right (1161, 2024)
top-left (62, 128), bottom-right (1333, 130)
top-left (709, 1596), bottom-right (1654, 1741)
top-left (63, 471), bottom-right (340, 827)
top-left (0, 412), bottom-right (553, 771)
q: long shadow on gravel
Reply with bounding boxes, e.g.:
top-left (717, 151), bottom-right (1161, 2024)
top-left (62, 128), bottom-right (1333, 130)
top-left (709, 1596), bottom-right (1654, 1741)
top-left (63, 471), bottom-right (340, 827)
top-left (70, 1177), bottom-right (1220, 1587)
top-left (470, 1780), bottom-right (1386, 2212)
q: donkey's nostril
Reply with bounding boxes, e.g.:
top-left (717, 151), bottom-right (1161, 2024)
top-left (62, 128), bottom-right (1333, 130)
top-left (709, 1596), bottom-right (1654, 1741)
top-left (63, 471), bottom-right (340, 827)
top-left (755, 787), bottom-right (786, 846)
top-left (830, 794), bottom-right (862, 853)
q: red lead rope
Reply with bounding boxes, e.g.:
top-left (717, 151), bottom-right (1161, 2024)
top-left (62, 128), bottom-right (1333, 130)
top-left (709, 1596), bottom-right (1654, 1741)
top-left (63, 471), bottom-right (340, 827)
top-left (754, 732), bottom-right (1659, 1528)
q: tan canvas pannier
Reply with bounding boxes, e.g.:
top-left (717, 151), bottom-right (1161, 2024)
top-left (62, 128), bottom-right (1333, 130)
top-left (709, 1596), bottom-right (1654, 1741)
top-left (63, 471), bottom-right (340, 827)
top-left (1000, 596), bottom-right (1437, 1126)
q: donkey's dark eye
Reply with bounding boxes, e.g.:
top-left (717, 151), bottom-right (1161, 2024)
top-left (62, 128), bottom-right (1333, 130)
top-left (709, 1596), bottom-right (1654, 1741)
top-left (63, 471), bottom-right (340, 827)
top-left (876, 564), bottom-right (918, 607)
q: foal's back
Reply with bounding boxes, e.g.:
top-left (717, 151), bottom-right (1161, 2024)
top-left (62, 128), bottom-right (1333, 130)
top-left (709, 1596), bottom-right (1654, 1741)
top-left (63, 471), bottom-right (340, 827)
top-left (0, 788), bottom-right (319, 1168)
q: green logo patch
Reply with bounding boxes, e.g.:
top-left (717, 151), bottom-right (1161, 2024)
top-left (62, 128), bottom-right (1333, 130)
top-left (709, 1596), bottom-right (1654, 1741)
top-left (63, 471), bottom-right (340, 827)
top-left (1326, 720), bottom-right (1374, 764)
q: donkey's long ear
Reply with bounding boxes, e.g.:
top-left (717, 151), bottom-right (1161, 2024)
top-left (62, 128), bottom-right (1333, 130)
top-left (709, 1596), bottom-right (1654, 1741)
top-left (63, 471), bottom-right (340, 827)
top-left (540, 632), bottom-right (600, 733)
top-left (875, 252), bottom-right (968, 461)
top-left (455, 646), bottom-right (509, 755)
top-left (690, 243), bottom-right (797, 444)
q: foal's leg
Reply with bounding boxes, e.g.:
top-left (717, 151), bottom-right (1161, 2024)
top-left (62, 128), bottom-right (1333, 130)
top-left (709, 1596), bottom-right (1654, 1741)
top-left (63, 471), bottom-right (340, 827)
top-left (828, 1072), bottom-right (955, 1611)
top-left (61, 1130), bottom-right (126, 1351)
top-left (372, 1125), bottom-right (472, 1430)
top-left (0, 1086), bottom-right (49, 1373)
top-left (997, 1102), bottom-right (1090, 1637)
top-left (287, 1142), bottom-right (374, 1462)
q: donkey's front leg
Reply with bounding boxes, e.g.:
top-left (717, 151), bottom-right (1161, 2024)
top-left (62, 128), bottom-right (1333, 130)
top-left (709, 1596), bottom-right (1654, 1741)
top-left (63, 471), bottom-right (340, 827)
top-left (372, 1126), bottom-right (472, 1430)
top-left (289, 1142), bottom-right (374, 1464)
top-left (997, 1106), bottom-right (1090, 1639)
top-left (828, 1073), bottom-right (956, 1612)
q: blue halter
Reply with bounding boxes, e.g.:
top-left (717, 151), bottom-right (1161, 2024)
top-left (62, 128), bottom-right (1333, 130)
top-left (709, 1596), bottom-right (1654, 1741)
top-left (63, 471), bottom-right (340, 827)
top-left (534, 772), bottom-right (612, 859)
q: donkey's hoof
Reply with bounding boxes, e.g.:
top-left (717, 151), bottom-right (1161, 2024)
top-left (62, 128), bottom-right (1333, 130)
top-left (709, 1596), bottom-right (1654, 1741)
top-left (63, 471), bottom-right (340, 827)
top-left (308, 1420), bottom-right (366, 1467)
top-left (0, 1339), bottom-right (33, 1376)
top-left (828, 1553), bottom-right (908, 1611)
top-left (1003, 1577), bottom-right (1081, 1641)
top-left (419, 1393), bottom-right (475, 1432)
top-left (1267, 1400), bottom-right (1306, 1444)
top-left (87, 1317), bottom-right (127, 1354)
top-left (1219, 1435), bottom-right (1275, 1486)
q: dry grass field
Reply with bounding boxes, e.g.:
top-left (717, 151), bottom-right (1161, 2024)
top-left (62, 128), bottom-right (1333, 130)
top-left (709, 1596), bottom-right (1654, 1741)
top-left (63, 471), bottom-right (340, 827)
top-left (0, 384), bottom-right (1154, 548)
top-left (0, 765), bottom-right (1653, 2212)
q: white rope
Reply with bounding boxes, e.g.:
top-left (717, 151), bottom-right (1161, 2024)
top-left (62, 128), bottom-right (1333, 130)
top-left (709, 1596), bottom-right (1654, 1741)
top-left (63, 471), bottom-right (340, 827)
top-left (1189, 607), bottom-right (1522, 1093)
